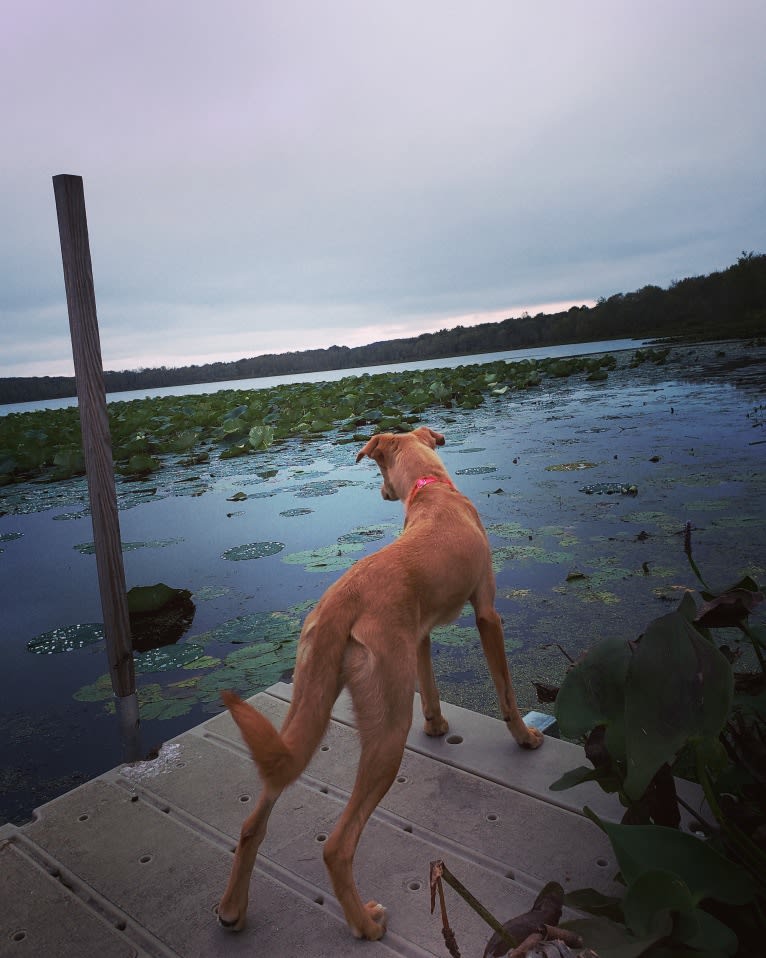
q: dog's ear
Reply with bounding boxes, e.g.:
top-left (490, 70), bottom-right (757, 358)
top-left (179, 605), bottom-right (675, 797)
top-left (356, 435), bottom-right (385, 463)
top-left (414, 427), bottom-right (445, 449)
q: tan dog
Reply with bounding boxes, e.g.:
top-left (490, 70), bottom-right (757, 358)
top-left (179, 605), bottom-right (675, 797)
top-left (218, 426), bottom-right (543, 941)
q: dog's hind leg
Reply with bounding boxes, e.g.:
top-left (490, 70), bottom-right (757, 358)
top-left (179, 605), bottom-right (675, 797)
top-left (472, 598), bottom-right (543, 749)
top-left (416, 633), bottom-right (449, 736)
top-left (218, 787), bottom-right (280, 931)
top-left (323, 640), bottom-right (414, 939)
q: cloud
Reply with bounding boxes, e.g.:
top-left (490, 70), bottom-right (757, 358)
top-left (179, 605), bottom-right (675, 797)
top-left (2, 0), bottom-right (765, 379)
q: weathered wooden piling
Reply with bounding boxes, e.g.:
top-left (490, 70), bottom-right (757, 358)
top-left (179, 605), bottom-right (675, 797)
top-left (52, 174), bottom-right (140, 756)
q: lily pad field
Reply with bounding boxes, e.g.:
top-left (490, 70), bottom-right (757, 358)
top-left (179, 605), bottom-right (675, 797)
top-left (1, 340), bottom-right (764, 824)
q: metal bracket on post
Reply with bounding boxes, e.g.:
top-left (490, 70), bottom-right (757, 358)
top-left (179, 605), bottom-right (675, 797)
top-left (52, 174), bottom-right (141, 762)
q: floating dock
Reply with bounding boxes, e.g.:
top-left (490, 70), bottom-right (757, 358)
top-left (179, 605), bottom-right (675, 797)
top-left (1, 684), bottom-right (704, 957)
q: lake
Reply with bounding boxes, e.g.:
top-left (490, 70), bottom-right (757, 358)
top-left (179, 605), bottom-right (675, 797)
top-left (1, 338), bottom-right (764, 825)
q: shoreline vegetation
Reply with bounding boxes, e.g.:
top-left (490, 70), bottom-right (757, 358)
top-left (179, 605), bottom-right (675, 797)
top-left (1, 336), bottom-right (763, 491)
top-left (2, 252), bottom-right (765, 405)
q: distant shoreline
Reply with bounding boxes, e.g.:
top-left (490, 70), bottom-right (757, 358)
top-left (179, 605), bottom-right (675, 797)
top-left (2, 252), bottom-right (764, 405)
top-left (1, 338), bottom-right (647, 416)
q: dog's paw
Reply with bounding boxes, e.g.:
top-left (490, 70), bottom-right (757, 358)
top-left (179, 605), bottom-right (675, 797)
top-left (361, 901), bottom-right (387, 940)
top-left (424, 715), bottom-right (449, 737)
top-left (216, 904), bottom-right (246, 932)
top-left (520, 725), bottom-right (545, 749)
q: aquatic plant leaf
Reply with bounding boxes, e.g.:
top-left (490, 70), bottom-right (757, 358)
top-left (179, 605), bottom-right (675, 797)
top-left (294, 479), bottom-right (359, 498)
top-left (222, 404), bottom-right (249, 421)
top-left (75, 539), bottom-right (182, 555)
top-left (337, 526), bottom-right (388, 544)
top-left (248, 425), bottom-right (274, 449)
top-left (168, 429), bottom-right (200, 453)
top-left (549, 764), bottom-right (604, 792)
top-left (219, 441), bottom-right (249, 459)
top-left (620, 867), bottom-right (739, 954)
top-left (623, 611), bottom-right (733, 799)
top-left (196, 640), bottom-right (297, 702)
top-left (134, 643), bottom-right (207, 673)
top-left (223, 541), bottom-right (285, 561)
top-left (554, 636), bottom-right (631, 753)
top-left (73, 673), bottom-right (113, 702)
top-left (27, 622), bottom-right (105, 654)
top-left (546, 461), bottom-right (598, 472)
top-left (121, 454), bottom-right (160, 476)
top-left (622, 869), bottom-right (694, 939)
top-left (282, 541), bottom-right (366, 572)
top-left (580, 482), bottom-right (638, 495)
top-left (455, 465), bottom-right (496, 475)
top-left (52, 448), bottom-right (85, 478)
top-left (139, 695), bottom-right (194, 720)
top-left (193, 611), bottom-right (301, 646)
top-left (181, 654), bottom-right (220, 670)
top-left (695, 577), bottom-right (763, 627)
top-left (584, 808), bottom-right (753, 906)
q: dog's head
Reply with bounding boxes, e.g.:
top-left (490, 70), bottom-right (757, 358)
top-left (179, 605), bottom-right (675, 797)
top-left (356, 427), bottom-right (446, 501)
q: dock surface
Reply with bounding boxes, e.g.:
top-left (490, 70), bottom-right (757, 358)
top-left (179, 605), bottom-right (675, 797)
top-left (1, 684), bottom-right (703, 957)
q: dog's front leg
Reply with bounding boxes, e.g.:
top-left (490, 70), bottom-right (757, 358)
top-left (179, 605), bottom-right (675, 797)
top-left (218, 789), bottom-right (279, 931)
top-left (475, 609), bottom-right (544, 749)
top-left (417, 634), bottom-right (449, 736)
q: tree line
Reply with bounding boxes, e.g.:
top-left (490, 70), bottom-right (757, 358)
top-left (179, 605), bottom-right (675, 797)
top-left (2, 252), bottom-right (764, 405)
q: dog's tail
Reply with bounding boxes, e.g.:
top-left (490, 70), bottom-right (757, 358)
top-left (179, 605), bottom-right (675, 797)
top-left (222, 597), bottom-right (352, 792)
top-left (220, 692), bottom-right (302, 791)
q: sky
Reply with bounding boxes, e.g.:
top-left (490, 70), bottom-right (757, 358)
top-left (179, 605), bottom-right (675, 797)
top-left (2, 1), bottom-right (765, 379)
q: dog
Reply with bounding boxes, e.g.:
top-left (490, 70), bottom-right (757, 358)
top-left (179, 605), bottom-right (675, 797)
top-left (218, 426), bottom-right (543, 941)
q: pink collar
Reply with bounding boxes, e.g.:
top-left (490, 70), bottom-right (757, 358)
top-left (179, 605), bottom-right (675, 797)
top-left (408, 474), bottom-right (455, 504)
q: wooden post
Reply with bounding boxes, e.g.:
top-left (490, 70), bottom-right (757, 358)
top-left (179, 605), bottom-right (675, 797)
top-left (52, 174), bottom-right (140, 758)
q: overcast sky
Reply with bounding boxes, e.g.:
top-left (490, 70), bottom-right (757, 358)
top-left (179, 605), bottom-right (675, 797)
top-left (2, 1), bottom-right (764, 378)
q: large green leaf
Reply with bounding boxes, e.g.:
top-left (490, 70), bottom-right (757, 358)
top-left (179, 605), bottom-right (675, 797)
top-left (585, 808), bottom-right (753, 906)
top-left (623, 611), bottom-right (733, 799)
top-left (622, 869), bottom-right (693, 938)
top-left (248, 424), bottom-right (274, 449)
top-left (554, 635), bottom-right (631, 758)
top-left (550, 764), bottom-right (612, 793)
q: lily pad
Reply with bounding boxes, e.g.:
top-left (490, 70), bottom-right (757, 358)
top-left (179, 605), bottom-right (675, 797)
top-left (282, 541), bottom-right (367, 573)
top-left (455, 465), bottom-right (497, 475)
top-left (74, 538), bottom-right (182, 555)
top-left (294, 479), bottom-right (360, 498)
top-left (223, 541), bottom-right (285, 561)
top-left (27, 623), bottom-right (105, 655)
top-left (580, 482), bottom-right (638, 495)
top-left (73, 673), bottom-right (113, 702)
top-left (193, 610), bottom-right (301, 646)
top-left (134, 643), bottom-right (208, 673)
top-left (546, 461), bottom-right (598, 472)
top-left (337, 526), bottom-right (388, 545)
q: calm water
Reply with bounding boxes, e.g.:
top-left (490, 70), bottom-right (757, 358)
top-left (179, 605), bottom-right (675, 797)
top-left (1, 339), bottom-right (646, 415)
top-left (1, 341), bottom-right (763, 825)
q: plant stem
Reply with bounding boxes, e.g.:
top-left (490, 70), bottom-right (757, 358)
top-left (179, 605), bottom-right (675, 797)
top-left (696, 749), bottom-right (766, 882)
top-left (739, 621), bottom-right (766, 673)
top-left (437, 862), bottom-right (517, 948)
top-left (683, 521), bottom-right (711, 592)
